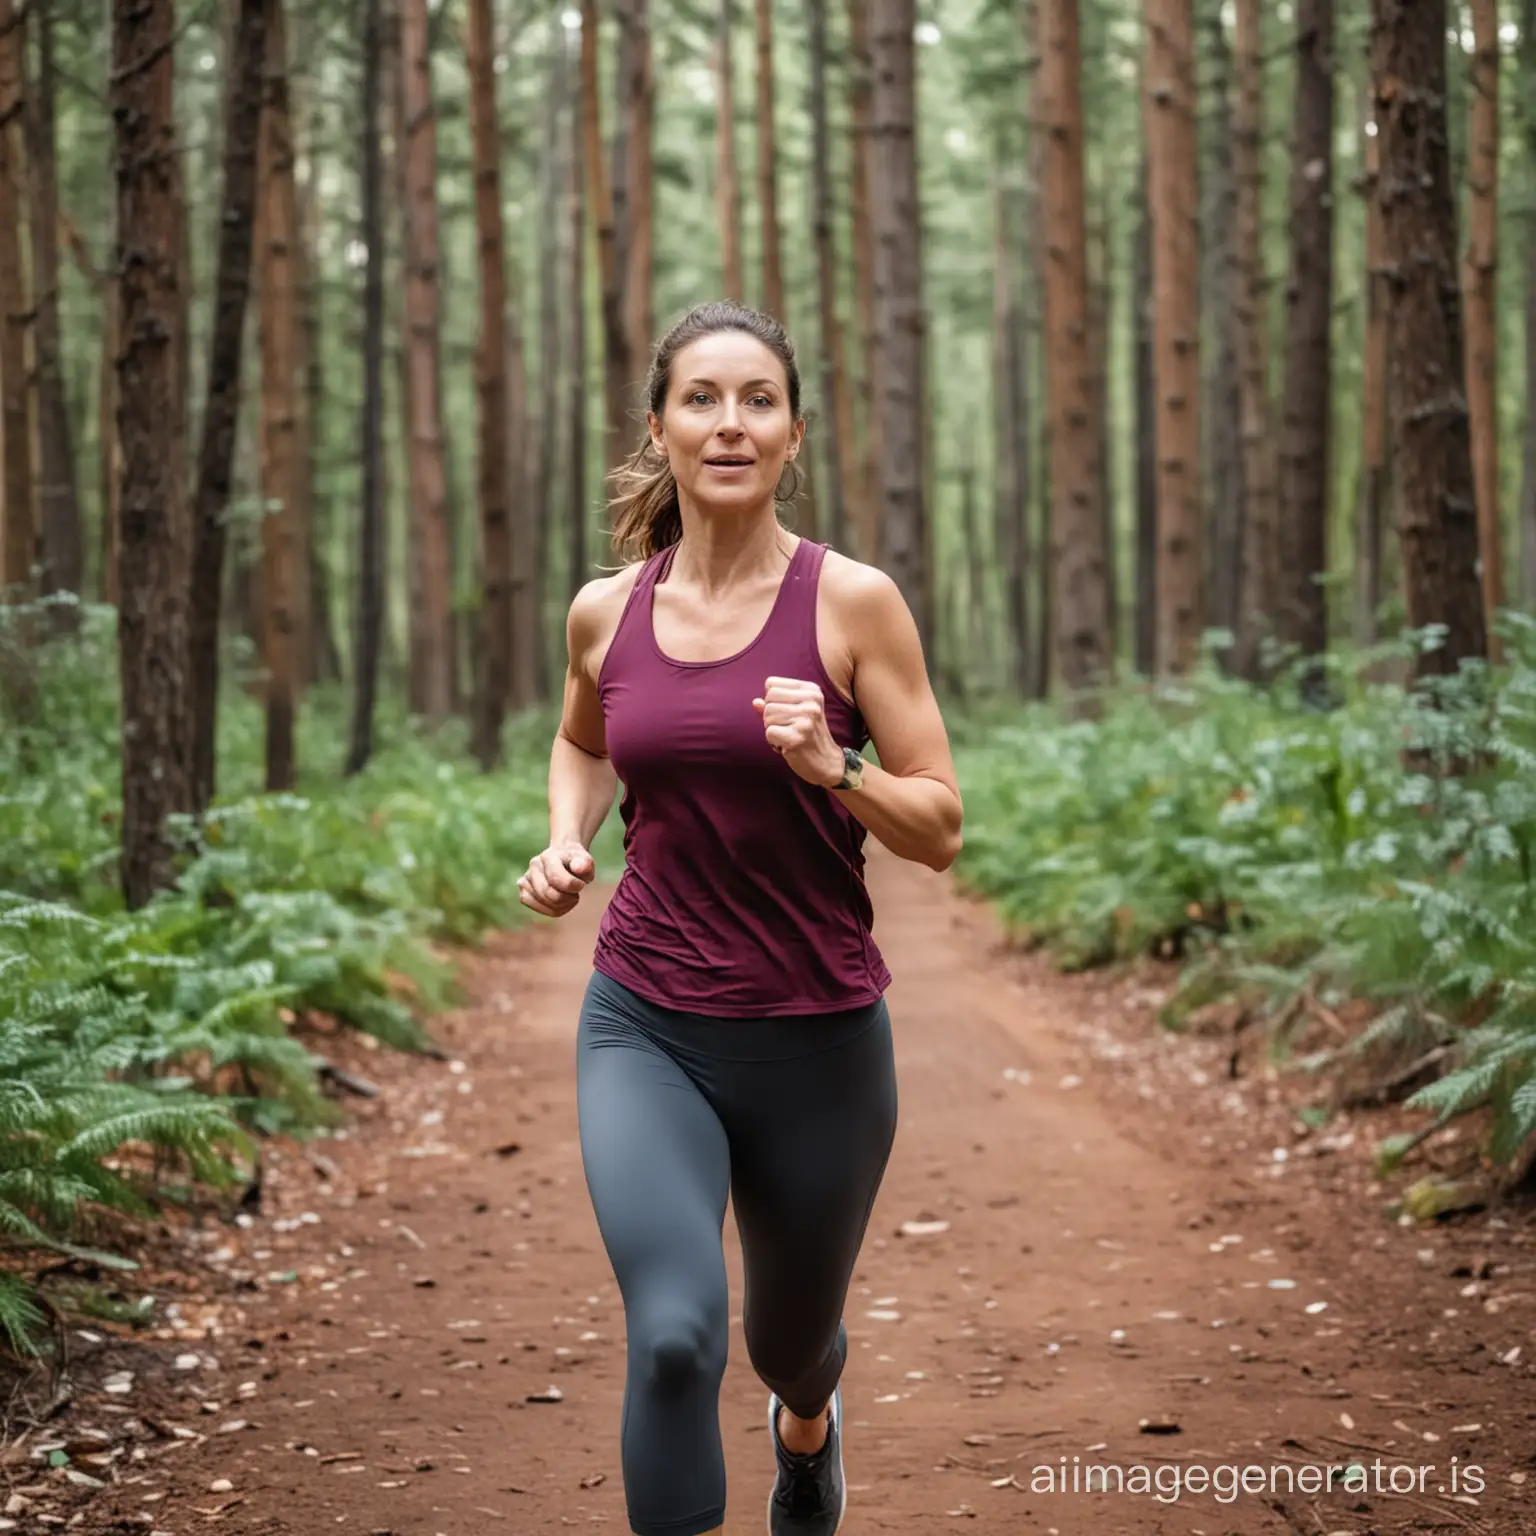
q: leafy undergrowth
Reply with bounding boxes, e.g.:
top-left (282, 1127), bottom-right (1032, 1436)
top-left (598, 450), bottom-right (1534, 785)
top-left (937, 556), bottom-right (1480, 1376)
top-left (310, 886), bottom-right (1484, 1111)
top-left (954, 616), bottom-right (1536, 1189)
top-left (1, 602), bottom-right (574, 1358)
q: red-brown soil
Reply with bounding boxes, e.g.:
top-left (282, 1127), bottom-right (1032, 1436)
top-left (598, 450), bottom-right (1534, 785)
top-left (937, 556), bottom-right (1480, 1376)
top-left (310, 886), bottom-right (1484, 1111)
top-left (7, 853), bottom-right (1535, 1535)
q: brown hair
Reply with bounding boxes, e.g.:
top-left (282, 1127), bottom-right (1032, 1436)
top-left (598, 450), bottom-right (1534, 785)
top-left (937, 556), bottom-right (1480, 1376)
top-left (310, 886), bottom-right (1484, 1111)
top-left (608, 301), bottom-right (804, 564)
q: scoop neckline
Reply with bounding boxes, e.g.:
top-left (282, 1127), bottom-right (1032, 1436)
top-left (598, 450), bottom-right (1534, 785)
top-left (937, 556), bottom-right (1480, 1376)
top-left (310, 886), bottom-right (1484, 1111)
top-left (646, 537), bottom-right (806, 670)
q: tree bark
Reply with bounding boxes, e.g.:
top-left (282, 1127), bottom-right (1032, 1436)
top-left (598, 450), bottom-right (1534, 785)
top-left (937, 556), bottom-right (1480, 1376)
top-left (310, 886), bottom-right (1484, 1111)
top-left (848, 0), bottom-right (879, 564)
top-left (189, 0), bottom-right (265, 813)
top-left (993, 159), bottom-right (1031, 696)
top-left (754, 0), bottom-right (784, 319)
top-left (1370, 0), bottom-right (1486, 679)
top-left (0, 0), bottom-right (31, 592)
top-left (1132, 142), bottom-right (1157, 676)
top-left (27, 0), bottom-right (83, 619)
top-left (568, 25), bottom-right (589, 597)
top-left (808, 0), bottom-right (848, 551)
top-left (1356, 84), bottom-right (1390, 644)
top-left (1040, 0), bottom-right (1111, 695)
top-left (1523, 0), bottom-right (1536, 610)
top-left (1231, 0), bottom-right (1280, 671)
top-left (256, 0), bottom-right (306, 791)
top-left (113, 0), bottom-right (192, 908)
top-left (621, 0), bottom-right (653, 373)
top-left (716, 0), bottom-right (743, 301)
top-left (347, 0), bottom-right (386, 774)
top-left (399, 0), bottom-right (454, 721)
top-left (1201, 6), bottom-right (1244, 654)
top-left (1274, 0), bottom-right (1334, 671)
top-left (1143, 0), bottom-right (1202, 674)
top-left (466, 0), bottom-right (512, 768)
top-left (1462, 0), bottom-right (1501, 658)
top-left (868, 0), bottom-right (930, 653)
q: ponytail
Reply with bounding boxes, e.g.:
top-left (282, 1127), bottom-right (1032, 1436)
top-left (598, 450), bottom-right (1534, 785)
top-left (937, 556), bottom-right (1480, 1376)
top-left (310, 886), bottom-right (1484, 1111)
top-left (607, 438), bottom-right (682, 565)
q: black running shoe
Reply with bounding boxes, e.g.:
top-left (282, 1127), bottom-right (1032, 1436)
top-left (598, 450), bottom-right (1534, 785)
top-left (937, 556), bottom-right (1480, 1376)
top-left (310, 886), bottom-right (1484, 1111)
top-left (765, 1386), bottom-right (846, 1535)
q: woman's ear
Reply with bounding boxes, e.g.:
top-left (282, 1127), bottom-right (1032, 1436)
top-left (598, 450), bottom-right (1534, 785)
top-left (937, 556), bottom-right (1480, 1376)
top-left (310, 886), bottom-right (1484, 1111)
top-left (785, 417), bottom-right (806, 461)
top-left (647, 410), bottom-right (667, 457)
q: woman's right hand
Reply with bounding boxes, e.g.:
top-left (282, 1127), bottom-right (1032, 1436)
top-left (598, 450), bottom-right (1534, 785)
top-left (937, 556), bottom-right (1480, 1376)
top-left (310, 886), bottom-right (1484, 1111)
top-left (518, 842), bottom-right (596, 918)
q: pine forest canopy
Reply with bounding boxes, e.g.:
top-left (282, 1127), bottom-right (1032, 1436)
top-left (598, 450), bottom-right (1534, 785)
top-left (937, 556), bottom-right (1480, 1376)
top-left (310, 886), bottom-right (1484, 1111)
top-left (0, 0), bottom-right (1531, 905)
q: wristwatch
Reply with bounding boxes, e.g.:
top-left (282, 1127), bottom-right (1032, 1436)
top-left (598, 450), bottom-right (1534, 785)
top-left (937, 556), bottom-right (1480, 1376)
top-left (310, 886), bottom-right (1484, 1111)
top-left (835, 746), bottom-right (865, 791)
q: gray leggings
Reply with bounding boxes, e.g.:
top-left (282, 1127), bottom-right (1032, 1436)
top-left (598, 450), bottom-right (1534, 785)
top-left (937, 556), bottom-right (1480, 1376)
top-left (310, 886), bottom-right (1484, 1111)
top-left (575, 969), bottom-right (899, 1536)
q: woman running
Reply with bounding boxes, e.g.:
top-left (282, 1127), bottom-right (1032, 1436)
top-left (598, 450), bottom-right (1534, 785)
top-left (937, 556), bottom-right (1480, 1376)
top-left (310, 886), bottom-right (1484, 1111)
top-left (518, 301), bottom-right (962, 1536)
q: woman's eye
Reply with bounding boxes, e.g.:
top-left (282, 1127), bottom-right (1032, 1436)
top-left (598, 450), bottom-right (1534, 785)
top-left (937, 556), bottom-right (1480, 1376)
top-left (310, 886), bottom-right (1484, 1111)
top-left (690, 392), bottom-right (711, 405)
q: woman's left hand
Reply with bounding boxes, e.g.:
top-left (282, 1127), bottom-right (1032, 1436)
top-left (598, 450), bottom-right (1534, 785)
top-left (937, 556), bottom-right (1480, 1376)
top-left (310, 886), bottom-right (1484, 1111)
top-left (753, 677), bottom-right (845, 789)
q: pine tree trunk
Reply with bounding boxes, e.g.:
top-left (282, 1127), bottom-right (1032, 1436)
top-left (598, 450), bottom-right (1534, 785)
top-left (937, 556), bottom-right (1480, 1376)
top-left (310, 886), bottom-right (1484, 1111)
top-left (1356, 85), bottom-right (1390, 644)
top-left (189, 0), bottom-right (265, 813)
top-left (1040, 0), bottom-right (1111, 695)
top-left (1143, 0), bottom-right (1202, 674)
top-left (113, 0), bottom-right (192, 908)
top-left (993, 164), bottom-right (1032, 696)
top-left (808, 0), bottom-right (848, 551)
top-left (605, 0), bottom-right (643, 464)
top-left (1133, 147), bottom-right (1157, 676)
top-left (347, 0), bottom-right (386, 774)
top-left (1523, 0), bottom-right (1536, 611)
top-left (1231, 0), bottom-right (1280, 672)
top-left (0, 0), bottom-right (32, 592)
top-left (256, 0), bottom-right (306, 791)
top-left (1463, 0), bottom-right (1501, 657)
top-left (399, 0), bottom-right (454, 721)
top-left (1273, 0), bottom-right (1334, 673)
top-left (755, 0), bottom-right (784, 319)
top-left (467, 0), bottom-right (512, 768)
top-left (99, 285), bottom-right (121, 604)
top-left (622, 0), bottom-right (653, 373)
top-left (716, 0), bottom-right (743, 301)
top-left (507, 279), bottom-right (538, 710)
top-left (868, 0), bottom-right (930, 653)
top-left (1202, 6), bottom-right (1244, 655)
top-left (569, 25), bottom-right (590, 599)
top-left (1370, 0), bottom-right (1486, 678)
top-left (848, 0), bottom-right (879, 564)
top-left (28, 0), bottom-right (83, 618)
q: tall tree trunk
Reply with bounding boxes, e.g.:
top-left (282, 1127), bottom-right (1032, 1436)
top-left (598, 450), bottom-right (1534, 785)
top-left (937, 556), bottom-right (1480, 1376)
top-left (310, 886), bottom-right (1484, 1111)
top-left (716, 0), bottom-right (744, 300)
top-left (848, 0), bottom-right (879, 564)
top-left (1201, 5), bottom-right (1244, 654)
top-left (189, 0), bottom-right (265, 813)
top-left (0, 0), bottom-right (31, 592)
top-left (1356, 83), bottom-right (1390, 644)
top-left (467, 0), bottom-right (512, 768)
top-left (605, 0), bottom-right (641, 464)
top-left (99, 284), bottom-right (121, 604)
top-left (1025, 0), bottom-right (1051, 698)
top-left (507, 275), bottom-right (538, 710)
top-left (622, 0), bottom-right (653, 374)
top-left (754, 0), bottom-right (784, 319)
top-left (1143, 0), bottom-right (1202, 674)
top-left (569, 26), bottom-right (590, 598)
top-left (348, 0), bottom-right (386, 774)
top-left (532, 31), bottom-right (566, 693)
top-left (113, 0), bottom-right (191, 908)
top-left (28, 0), bottom-right (83, 618)
top-left (1132, 143), bottom-right (1157, 676)
top-left (808, 0), bottom-right (848, 550)
top-left (256, 0), bottom-right (305, 791)
top-left (869, 0), bottom-right (930, 653)
top-left (1523, 0), bottom-right (1536, 611)
top-left (1463, 0), bottom-right (1501, 659)
top-left (1274, 0), bottom-right (1334, 672)
top-left (1230, 0), bottom-right (1278, 670)
top-left (399, 0), bottom-right (454, 720)
top-left (993, 159), bottom-right (1031, 696)
top-left (1040, 0), bottom-right (1111, 695)
top-left (1370, 0), bottom-right (1486, 680)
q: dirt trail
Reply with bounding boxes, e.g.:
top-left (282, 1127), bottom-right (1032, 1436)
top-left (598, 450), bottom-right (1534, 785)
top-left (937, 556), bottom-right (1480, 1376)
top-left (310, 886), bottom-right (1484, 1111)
top-left (80, 854), bottom-right (1532, 1536)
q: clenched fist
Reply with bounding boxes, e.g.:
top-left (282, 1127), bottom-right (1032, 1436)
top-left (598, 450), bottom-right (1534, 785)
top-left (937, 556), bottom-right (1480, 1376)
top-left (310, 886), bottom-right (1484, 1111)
top-left (752, 676), bottom-right (845, 789)
top-left (518, 841), bottom-right (595, 918)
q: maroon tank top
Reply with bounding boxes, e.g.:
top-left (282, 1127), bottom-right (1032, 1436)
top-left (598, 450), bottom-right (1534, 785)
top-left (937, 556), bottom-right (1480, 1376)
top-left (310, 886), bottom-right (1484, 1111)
top-left (592, 537), bottom-right (892, 1017)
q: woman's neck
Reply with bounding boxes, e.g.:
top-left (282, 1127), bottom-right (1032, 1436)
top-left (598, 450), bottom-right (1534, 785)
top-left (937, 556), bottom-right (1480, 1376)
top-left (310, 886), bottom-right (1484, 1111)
top-left (669, 501), bottom-right (793, 598)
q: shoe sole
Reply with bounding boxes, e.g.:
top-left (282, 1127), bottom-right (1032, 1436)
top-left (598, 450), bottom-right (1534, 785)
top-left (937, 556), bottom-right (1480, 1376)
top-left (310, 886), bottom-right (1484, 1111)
top-left (765, 1390), bottom-right (846, 1535)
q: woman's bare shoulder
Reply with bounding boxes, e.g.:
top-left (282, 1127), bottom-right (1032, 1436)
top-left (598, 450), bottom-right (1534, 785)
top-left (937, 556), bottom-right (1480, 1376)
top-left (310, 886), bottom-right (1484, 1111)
top-left (567, 560), bottom-right (650, 670)
top-left (818, 547), bottom-right (906, 622)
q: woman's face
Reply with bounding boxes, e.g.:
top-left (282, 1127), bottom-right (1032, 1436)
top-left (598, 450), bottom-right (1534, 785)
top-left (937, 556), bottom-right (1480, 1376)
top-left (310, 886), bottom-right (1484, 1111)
top-left (649, 331), bottom-right (803, 513)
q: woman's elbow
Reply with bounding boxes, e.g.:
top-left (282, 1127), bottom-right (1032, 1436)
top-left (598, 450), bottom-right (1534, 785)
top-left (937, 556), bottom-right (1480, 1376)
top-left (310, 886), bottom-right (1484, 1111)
top-left (925, 805), bottom-right (964, 872)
